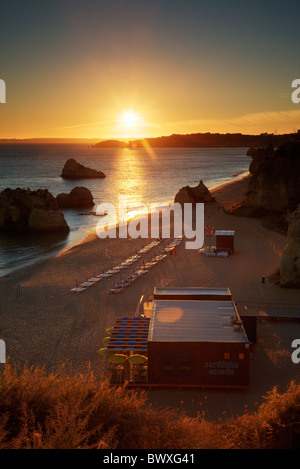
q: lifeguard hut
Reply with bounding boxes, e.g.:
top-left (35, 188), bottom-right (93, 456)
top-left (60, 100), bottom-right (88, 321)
top-left (215, 230), bottom-right (235, 254)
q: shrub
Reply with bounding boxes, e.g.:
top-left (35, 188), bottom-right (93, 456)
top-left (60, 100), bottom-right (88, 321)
top-left (0, 362), bottom-right (299, 449)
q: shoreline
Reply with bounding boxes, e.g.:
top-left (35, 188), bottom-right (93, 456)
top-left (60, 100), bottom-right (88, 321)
top-left (59, 172), bottom-right (251, 254)
top-left (0, 171), bottom-right (250, 279)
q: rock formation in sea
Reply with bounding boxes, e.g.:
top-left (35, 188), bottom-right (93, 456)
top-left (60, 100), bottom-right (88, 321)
top-left (0, 188), bottom-right (70, 233)
top-left (280, 204), bottom-right (300, 288)
top-left (174, 180), bottom-right (215, 205)
top-left (56, 186), bottom-right (94, 208)
top-left (61, 158), bottom-right (106, 179)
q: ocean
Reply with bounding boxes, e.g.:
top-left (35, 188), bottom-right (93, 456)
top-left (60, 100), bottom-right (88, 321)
top-left (0, 144), bottom-right (250, 276)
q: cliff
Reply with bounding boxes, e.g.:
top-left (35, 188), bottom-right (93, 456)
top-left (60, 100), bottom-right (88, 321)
top-left (225, 142), bottom-right (300, 287)
top-left (280, 205), bottom-right (300, 288)
top-left (227, 142), bottom-right (300, 231)
top-left (245, 142), bottom-right (300, 213)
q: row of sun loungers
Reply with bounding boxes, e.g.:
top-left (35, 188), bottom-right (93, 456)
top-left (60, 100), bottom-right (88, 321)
top-left (71, 253), bottom-right (141, 293)
top-left (107, 237), bottom-right (183, 294)
top-left (71, 237), bottom-right (183, 294)
top-left (71, 239), bottom-right (165, 293)
top-left (137, 239), bottom-right (162, 254)
top-left (164, 236), bottom-right (182, 252)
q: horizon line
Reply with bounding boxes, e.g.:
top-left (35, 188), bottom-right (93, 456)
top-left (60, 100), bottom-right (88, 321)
top-left (0, 129), bottom-right (299, 144)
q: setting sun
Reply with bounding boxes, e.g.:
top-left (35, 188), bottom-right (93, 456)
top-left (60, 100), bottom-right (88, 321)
top-left (120, 110), bottom-right (140, 128)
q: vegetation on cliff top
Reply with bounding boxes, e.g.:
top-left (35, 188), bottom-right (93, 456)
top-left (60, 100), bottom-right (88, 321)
top-left (0, 362), bottom-right (299, 449)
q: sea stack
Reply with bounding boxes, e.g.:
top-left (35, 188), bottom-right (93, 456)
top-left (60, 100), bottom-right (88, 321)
top-left (56, 187), bottom-right (94, 209)
top-left (174, 180), bottom-right (215, 205)
top-left (61, 158), bottom-right (106, 180)
top-left (0, 188), bottom-right (70, 233)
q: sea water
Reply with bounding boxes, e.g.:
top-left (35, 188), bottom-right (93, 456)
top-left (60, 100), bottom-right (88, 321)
top-left (0, 144), bottom-right (250, 276)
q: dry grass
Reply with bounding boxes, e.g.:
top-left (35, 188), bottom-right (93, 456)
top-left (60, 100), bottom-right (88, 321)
top-left (0, 362), bottom-right (299, 449)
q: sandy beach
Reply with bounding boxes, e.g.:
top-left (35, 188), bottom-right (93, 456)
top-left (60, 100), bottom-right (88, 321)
top-left (1, 174), bottom-right (300, 421)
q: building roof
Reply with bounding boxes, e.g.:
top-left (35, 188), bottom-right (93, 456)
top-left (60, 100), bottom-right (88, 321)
top-left (215, 230), bottom-right (235, 236)
top-left (153, 287), bottom-right (232, 301)
top-left (148, 299), bottom-right (249, 344)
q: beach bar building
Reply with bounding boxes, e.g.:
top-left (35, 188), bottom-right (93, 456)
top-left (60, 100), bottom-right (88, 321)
top-left (215, 230), bottom-right (235, 254)
top-left (105, 287), bottom-right (250, 389)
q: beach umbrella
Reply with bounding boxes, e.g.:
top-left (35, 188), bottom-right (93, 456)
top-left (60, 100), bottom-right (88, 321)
top-left (97, 348), bottom-right (107, 356)
top-left (102, 336), bottom-right (111, 345)
top-left (127, 354), bottom-right (148, 364)
top-left (107, 354), bottom-right (127, 364)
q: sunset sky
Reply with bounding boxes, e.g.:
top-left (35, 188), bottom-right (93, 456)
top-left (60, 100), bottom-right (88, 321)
top-left (1, 0), bottom-right (300, 140)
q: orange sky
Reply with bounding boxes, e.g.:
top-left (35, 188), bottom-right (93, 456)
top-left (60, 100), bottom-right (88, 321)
top-left (1, 1), bottom-right (300, 140)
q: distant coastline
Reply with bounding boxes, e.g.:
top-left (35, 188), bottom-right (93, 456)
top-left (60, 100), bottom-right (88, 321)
top-left (95, 132), bottom-right (300, 149)
top-left (1, 131), bottom-right (300, 148)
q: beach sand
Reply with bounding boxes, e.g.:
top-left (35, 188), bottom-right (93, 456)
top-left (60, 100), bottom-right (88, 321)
top-left (1, 174), bottom-right (300, 420)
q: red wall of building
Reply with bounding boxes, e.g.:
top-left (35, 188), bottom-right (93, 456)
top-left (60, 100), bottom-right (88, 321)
top-left (147, 341), bottom-right (249, 388)
top-left (216, 235), bottom-right (234, 253)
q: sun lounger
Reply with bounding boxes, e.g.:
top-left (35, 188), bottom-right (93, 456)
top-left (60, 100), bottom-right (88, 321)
top-left (108, 287), bottom-right (123, 294)
top-left (135, 269), bottom-right (148, 275)
top-left (80, 281), bottom-right (96, 287)
top-left (71, 287), bottom-right (86, 293)
top-left (128, 273), bottom-right (138, 280)
top-left (145, 261), bottom-right (157, 268)
top-left (217, 251), bottom-right (228, 258)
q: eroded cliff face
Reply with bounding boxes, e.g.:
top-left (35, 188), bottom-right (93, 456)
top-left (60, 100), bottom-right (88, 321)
top-left (244, 142), bottom-right (300, 213)
top-left (280, 205), bottom-right (300, 288)
top-left (231, 142), bottom-right (300, 288)
top-left (226, 142), bottom-right (300, 231)
top-left (0, 188), bottom-right (70, 233)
